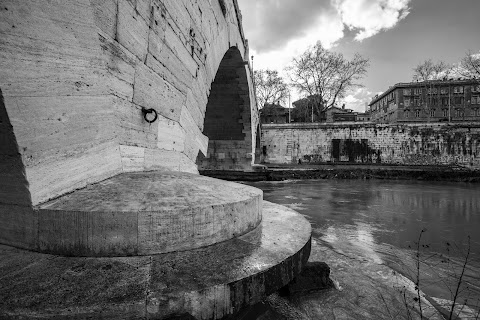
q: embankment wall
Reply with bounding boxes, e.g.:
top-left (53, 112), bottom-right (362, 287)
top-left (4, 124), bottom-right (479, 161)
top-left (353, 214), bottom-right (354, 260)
top-left (261, 123), bottom-right (480, 168)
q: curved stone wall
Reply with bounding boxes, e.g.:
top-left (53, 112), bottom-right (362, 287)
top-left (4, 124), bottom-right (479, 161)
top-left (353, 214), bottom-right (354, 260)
top-left (0, 0), bottom-right (259, 207)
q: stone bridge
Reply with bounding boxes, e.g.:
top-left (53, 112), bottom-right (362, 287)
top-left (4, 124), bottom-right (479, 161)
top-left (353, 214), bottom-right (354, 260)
top-left (0, 1), bottom-right (310, 319)
top-left (1, 0), bottom-right (259, 207)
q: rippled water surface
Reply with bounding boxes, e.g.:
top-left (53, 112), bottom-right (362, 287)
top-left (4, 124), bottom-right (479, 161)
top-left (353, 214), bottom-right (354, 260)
top-left (245, 179), bottom-right (480, 305)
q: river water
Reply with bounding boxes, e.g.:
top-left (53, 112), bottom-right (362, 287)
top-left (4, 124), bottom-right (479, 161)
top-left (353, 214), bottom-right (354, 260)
top-left (245, 179), bottom-right (480, 309)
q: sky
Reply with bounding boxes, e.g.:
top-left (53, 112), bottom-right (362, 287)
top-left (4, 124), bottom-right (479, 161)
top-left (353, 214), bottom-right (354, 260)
top-left (237, 0), bottom-right (480, 112)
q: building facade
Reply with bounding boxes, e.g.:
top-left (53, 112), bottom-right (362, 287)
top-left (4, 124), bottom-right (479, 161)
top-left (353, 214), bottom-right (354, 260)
top-left (356, 111), bottom-right (371, 122)
top-left (260, 104), bottom-right (290, 124)
top-left (369, 79), bottom-right (480, 123)
top-left (325, 106), bottom-right (355, 122)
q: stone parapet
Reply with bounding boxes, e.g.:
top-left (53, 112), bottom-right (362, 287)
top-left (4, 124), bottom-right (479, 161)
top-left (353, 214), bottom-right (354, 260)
top-left (0, 201), bottom-right (311, 320)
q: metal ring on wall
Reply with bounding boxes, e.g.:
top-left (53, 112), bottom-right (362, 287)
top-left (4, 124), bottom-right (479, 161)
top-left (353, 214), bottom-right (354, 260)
top-left (142, 108), bottom-right (158, 123)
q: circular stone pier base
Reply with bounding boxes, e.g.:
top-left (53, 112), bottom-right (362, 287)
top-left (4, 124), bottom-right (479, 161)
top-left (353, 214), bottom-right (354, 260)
top-left (0, 172), bottom-right (311, 320)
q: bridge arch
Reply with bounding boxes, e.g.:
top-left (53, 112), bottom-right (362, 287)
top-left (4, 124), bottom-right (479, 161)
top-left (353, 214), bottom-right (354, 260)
top-left (0, 0), bottom-right (259, 250)
top-left (197, 46), bottom-right (255, 170)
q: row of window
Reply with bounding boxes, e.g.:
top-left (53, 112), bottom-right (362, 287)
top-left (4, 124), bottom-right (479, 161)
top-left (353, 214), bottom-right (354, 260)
top-left (387, 91), bottom-right (396, 101)
top-left (403, 108), bottom-right (480, 118)
top-left (371, 85), bottom-right (480, 115)
top-left (403, 96), bottom-right (480, 106)
top-left (403, 85), bottom-right (480, 96)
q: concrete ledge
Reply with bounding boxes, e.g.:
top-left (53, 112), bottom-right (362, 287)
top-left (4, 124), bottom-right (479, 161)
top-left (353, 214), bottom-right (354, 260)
top-left (0, 201), bottom-right (312, 320)
top-left (0, 172), bottom-right (263, 257)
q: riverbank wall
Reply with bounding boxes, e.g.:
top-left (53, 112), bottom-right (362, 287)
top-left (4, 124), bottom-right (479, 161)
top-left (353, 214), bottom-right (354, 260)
top-left (201, 165), bottom-right (480, 182)
top-left (261, 123), bottom-right (480, 169)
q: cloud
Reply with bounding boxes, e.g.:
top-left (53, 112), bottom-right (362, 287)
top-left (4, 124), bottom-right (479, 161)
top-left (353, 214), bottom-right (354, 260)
top-left (333, 0), bottom-right (411, 41)
top-left (237, 0), bottom-right (412, 103)
top-left (341, 88), bottom-right (376, 112)
top-left (250, 11), bottom-right (344, 71)
top-left (238, 0), bottom-right (411, 55)
top-left (238, 0), bottom-right (336, 53)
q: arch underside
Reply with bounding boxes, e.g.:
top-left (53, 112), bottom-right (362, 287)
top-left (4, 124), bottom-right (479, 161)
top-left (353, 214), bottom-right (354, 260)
top-left (197, 47), bottom-right (253, 171)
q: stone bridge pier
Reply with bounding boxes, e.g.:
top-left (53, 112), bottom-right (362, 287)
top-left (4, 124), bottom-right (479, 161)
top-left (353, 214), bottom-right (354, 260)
top-left (0, 0), bottom-right (311, 319)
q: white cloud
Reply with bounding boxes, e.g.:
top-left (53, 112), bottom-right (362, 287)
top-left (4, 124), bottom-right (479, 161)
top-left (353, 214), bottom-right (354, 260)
top-left (239, 0), bottom-right (333, 53)
top-left (238, 0), bottom-right (411, 105)
top-left (251, 10), bottom-right (344, 73)
top-left (240, 0), bottom-right (411, 75)
top-left (341, 88), bottom-right (375, 112)
top-left (333, 0), bottom-right (411, 41)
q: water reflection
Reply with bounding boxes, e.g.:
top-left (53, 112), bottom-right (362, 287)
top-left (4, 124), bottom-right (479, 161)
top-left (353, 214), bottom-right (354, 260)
top-left (245, 179), bottom-right (480, 303)
top-left (249, 180), bottom-right (480, 256)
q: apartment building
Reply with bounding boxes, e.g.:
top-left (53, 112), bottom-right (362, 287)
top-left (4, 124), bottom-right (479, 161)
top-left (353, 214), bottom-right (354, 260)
top-left (369, 79), bottom-right (480, 123)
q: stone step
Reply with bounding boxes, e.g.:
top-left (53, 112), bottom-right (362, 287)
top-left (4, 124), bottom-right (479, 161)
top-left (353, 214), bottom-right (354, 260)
top-left (31, 171), bottom-right (263, 257)
top-left (0, 201), bottom-right (312, 320)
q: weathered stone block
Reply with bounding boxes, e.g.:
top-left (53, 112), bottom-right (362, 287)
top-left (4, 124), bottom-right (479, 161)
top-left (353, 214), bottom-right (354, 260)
top-left (90, 0), bottom-right (118, 38)
top-left (120, 145), bottom-right (146, 172)
top-left (114, 97), bottom-right (158, 148)
top-left (133, 62), bottom-right (186, 122)
top-left (117, 0), bottom-right (149, 61)
top-left (156, 116), bottom-right (186, 152)
top-left (0, 205), bottom-right (37, 249)
top-left (38, 209), bottom-right (139, 256)
top-left (98, 33), bottom-right (137, 101)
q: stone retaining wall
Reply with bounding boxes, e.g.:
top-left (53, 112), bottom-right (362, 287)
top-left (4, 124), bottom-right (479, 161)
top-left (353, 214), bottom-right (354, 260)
top-left (262, 123), bottom-right (480, 169)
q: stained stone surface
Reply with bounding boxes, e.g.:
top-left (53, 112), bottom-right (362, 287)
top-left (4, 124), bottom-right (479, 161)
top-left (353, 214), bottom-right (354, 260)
top-left (0, 0), bottom-right (260, 206)
top-left (1, 171), bottom-right (263, 257)
top-left (0, 201), bottom-right (312, 320)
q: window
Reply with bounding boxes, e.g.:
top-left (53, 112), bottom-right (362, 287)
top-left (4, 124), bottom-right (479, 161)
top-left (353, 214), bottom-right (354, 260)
top-left (404, 110), bottom-right (409, 118)
top-left (414, 88), bottom-right (422, 95)
top-left (443, 109), bottom-right (448, 117)
top-left (414, 98), bottom-right (420, 106)
top-left (403, 89), bottom-right (411, 95)
top-left (472, 85), bottom-right (480, 93)
top-left (404, 99), bottom-right (410, 107)
top-left (415, 110), bottom-right (420, 118)
top-left (472, 96), bottom-right (480, 104)
top-left (430, 109), bottom-right (435, 117)
top-left (442, 97), bottom-right (449, 106)
top-left (455, 109), bottom-right (464, 117)
top-left (477, 108), bottom-right (480, 117)
top-left (427, 88), bottom-right (438, 95)
top-left (440, 87), bottom-right (448, 94)
top-left (454, 97), bottom-right (464, 105)
top-left (454, 86), bottom-right (464, 94)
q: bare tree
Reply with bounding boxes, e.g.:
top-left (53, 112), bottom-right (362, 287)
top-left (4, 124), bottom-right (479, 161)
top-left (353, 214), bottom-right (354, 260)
top-left (253, 69), bottom-right (289, 109)
top-left (286, 42), bottom-right (369, 116)
top-left (459, 51), bottom-right (480, 78)
top-left (412, 59), bottom-right (450, 81)
top-left (412, 59), bottom-right (451, 121)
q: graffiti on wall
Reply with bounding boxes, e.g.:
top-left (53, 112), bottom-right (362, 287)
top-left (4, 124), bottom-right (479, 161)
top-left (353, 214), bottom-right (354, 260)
top-left (261, 124), bottom-right (480, 168)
